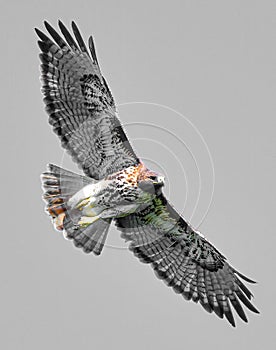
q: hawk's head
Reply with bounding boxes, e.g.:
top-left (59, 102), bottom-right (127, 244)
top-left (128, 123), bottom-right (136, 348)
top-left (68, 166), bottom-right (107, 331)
top-left (137, 167), bottom-right (165, 194)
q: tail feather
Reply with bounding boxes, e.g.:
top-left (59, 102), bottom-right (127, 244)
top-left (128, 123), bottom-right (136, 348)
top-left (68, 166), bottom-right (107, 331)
top-left (41, 164), bottom-right (111, 255)
top-left (64, 215), bottom-right (111, 255)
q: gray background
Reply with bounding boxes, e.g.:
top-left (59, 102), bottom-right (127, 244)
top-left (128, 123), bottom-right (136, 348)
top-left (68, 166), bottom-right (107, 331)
top-left (1, 0), bottom-right (275, 349)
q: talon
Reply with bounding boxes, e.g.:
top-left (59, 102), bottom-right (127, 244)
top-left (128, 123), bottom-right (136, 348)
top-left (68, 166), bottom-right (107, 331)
top-left (78, 215), bottom-right (99, 227)
top-left (76, 197), bottom-right (90, 210)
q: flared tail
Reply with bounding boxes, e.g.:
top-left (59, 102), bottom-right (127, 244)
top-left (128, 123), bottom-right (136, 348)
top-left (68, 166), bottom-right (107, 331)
top-left (41, 164), bottom-right (111, 255)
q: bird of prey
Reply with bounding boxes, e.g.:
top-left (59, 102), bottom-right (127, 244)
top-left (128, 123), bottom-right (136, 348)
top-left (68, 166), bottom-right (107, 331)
top-left (36, 21), bottom-right (259, 327)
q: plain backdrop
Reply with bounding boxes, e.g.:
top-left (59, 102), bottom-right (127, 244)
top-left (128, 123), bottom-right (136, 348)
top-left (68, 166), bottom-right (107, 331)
top-left (1, 1), bottom-right (275, 349)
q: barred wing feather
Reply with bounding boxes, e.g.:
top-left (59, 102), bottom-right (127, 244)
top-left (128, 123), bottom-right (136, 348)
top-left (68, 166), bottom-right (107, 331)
top-left (116, 193), bottom-right (259, 327)
top-left (36, 21), bottom-right (139, 180)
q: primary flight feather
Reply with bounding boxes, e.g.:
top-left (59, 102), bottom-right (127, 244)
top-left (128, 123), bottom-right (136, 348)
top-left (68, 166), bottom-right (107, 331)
top-left (36, 20), bottom-right (259, 327)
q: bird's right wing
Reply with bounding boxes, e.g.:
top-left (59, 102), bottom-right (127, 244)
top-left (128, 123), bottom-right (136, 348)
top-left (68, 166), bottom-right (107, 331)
top-left (116, 193), bottom-right (259, 327)
top-left (36, 21), bottom-right (140, 180)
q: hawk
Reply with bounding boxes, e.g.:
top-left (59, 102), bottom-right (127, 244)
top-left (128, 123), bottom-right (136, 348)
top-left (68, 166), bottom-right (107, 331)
top-left (36, 21), bottom-right (259, 327)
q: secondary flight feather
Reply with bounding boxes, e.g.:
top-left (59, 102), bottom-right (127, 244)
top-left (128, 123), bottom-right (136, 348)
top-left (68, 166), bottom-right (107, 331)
top-left (36, 20), bottom-right (259, 327)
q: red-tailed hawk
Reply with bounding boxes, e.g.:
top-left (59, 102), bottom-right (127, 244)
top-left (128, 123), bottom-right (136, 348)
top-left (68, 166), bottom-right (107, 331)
top-left (36, 21), bottom-right (259, 327)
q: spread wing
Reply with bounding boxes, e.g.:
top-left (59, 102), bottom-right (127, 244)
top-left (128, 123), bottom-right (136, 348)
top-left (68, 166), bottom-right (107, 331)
top-left (116, 193), bottom-right (259, 327)
top-left (36, 21), bottom-right (139, 180)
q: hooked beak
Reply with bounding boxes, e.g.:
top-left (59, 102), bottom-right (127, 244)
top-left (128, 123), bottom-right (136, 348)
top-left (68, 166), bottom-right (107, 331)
top-left (153, 176), bottom-right (165, 185)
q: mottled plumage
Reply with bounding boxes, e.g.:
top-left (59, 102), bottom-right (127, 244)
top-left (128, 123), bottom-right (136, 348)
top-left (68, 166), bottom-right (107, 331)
top-left (36, 20), bottom-right (139, 180)
top-left (37, 21), bottom-right (259, 327)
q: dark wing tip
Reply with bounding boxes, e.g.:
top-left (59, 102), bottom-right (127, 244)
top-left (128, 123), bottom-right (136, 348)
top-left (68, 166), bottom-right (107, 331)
top-left (57, 20), bottom-right (66, 33)
top-left (44, 20), bottom-right (67, 48)
top-left (71, 21), bottom-right (89, 55)
top-left (225, 311), bottom-right (236, 327)
top-left (234, 269), bottom-right (257, 284)
top-left (229, 296), bottom-right (249, 323)
top-left (71, 20), bottom-right (78, 31)
top-left (88, 36), bottom-right (98, 64)
top-left (43, 20), bottom-right (51, 30)
top-left (35, 27), bottom-right (50, 42)
top-left (235, 289), bottom-right (260, 314)
top-left (58, 20), bottom-right (79, 50)
top-left (44, 21), bottom-right (57, 36)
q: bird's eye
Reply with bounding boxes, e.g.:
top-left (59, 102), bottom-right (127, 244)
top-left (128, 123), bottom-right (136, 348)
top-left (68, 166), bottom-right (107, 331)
top-left (149, 176), bottom-right (156, 180)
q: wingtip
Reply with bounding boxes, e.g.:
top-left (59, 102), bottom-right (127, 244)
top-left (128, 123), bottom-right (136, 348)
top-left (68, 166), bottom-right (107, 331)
top-left (89, 35), bottom-right (96, 48)
top-left (34, 27), bottom-right (42, 39)
top-left (57, 20), bottom-right (63, 30)
top-left (44, 21), bottom-right (54, 35)
top-left (88, 35), bottom-right (98, 63)
top-left (251, 305), bottom-right (260, 314)
top-left (234, 269), bottom-right (257, 284)
top-left (57, 19), bottom-right (65, 30)
top-left (88, 35), bottom-right (93, 44)
top-left (240, 313), bottom-right (248, 323)
top-left (70, 21), bottom-right (89, 54)
top-left (71, 20), bottom-right (77, 29)
top-left (35, 27), bottom-right (48, 41)
top-left (44, 20), bottom-right (54, 33)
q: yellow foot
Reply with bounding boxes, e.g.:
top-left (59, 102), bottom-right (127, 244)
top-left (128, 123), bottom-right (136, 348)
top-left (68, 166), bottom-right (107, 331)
top-left (78, 215), bottom-right (99, 227)
top-left (76, 197), bottom-right (91, 210)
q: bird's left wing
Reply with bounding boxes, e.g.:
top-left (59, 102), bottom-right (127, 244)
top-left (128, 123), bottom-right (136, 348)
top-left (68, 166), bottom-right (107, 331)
top-left (116, 193), bottom-right (259, 327)
top-left (36, 21), bottom-right (139, 180)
